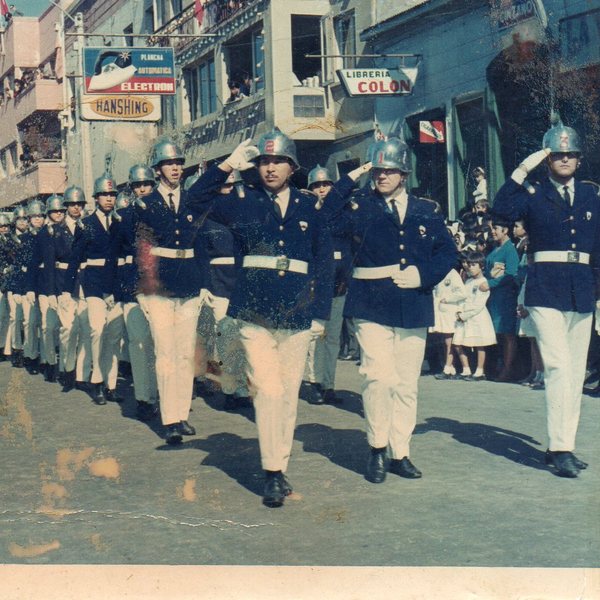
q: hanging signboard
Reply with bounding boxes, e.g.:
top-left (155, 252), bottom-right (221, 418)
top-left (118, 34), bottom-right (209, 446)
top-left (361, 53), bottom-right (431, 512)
top-left (490, 0), bottom-right (537, 30)
top-left (337, 67), bottom-right (418, 96)
top-left (419, 121), bottom-right (445, 143)
top-left (80, 94), bottom-right (162, 121)
top-left (83, 47), bottom-right (176, 95)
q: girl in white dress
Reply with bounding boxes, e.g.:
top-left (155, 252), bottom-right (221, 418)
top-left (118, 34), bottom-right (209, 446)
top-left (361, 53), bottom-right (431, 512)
top-left (453, 252), bottom-right (497, 380)
top-left (431, 268), bottom-right (467, 379)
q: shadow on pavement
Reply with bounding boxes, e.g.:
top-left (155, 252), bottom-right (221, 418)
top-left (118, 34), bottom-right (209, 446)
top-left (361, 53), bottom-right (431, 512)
top-left (295, 423), bottom-right (368, 476)
top-left (178, 432), bottom-right (263, 496)
top-left (200, 391), bottom-right (256, 423)
top-left (414, 416), bottom-right (547, 470)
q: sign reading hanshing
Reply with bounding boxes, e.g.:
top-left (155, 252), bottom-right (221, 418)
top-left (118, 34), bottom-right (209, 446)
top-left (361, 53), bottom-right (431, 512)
top-left (83, 48), bottom-right (176, 95)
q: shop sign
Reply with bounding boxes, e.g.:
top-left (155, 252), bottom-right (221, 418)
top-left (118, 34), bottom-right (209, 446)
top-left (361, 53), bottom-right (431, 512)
top-left (491, 0), bottom-right (537, 30)
top-left (337, 67), bottom-right (418, 96)
top-left (80, 94), bottom-right (162, 121)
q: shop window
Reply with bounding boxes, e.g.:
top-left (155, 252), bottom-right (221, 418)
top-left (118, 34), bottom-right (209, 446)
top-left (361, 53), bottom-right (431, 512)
top-left (224, 27), bottom-right (265, 95)
top-left (123, 24), bottom-right (133, 47)
top-left (293, 94), bottom-right (324, 118)
top-left (337, 158), bottom-right (359, 177)
top-left (291, 15), bottom-right (322, 84)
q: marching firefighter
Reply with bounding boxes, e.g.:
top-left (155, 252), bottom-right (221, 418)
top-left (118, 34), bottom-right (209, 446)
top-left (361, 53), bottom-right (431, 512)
top-left (187, 130), bottom-right (336, 508)
top-left (132, 140), bottom-right (208, 444)
top-left (112, 165), bottom-right (159, 422)
top-left (325, 137), bottom-right (457, 484)
top-left (493, 116), bottom-right (600, 478)
top-left (36, 193), bottom-right (66, 382)
top-left (63, 174), bottom-right (122, 405)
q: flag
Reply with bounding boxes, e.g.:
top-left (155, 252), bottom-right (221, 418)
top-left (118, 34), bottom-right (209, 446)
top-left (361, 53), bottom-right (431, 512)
top-left (54, 27), bottom-right (64, 80)
top-left (419, 121), bottom-right (445, 144)
top-left (194, 0), bottom-right (204, 26)
top-left (0, 0), bottom-right (9, 17)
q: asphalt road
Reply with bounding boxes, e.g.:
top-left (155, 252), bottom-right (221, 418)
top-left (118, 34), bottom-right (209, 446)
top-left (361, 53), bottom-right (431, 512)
top-left (0, 359), bottom-right (598, 567)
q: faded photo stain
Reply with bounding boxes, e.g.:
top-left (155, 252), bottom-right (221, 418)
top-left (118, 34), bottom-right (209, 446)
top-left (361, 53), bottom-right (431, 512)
top-left (56, 447), bottom-right (96, 481)
top-left (89, 533), bottom-right (108, 553)
top-left (88, 457), bottom-right (121, 479)
top-left (178, 478), bottom-right (198, 502)
top-left (0, 371), bottom-right (33, 442)
top-left (8, 540), bottom-right (61, 558)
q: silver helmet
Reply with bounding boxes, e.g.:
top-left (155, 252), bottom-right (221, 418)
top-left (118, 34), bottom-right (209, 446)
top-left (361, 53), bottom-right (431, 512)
top-left (128, 164), bottom-right (156, 185)
top-left (13, 205), bottom-right (28, 220)
top-left (542, 114), bottom-right (582, 154)
top-left (115, 191), bottom-right (131, 211)
top-left (371, 137), bottom-right (412, 173)
top-left (255, 129), bottom-right (299, 168)
top-left (27, 199), bottom-right (46, 217)
top-left (46, 193), bottom-right (65, 212)
top-left (307, 164), bottom-right (333, 188)
top-left (150, 139), bottom-right (184, 168)
top-left (63, 185), bottom-right (87, 205)
top-left (0, 213), bottom-right (12, 227)
top-left (93, 173), bottom-right (118, 197)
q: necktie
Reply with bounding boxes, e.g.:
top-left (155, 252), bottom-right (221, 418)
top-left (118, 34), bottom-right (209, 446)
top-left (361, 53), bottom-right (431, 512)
top-left (168, 192), bottom-right (176, 213)
top-left (389, 199), bottom-right (401, 226)
top-left (272, 194), bottom-right (283, 219)
top-left (563, 186), bottom-right (571, 206)
top-left (105, 215), bottom-right (110, 230)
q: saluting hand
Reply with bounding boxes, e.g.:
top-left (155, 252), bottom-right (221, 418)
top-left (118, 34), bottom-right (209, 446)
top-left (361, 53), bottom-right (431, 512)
top-left (347, 162), bottom-right (373, 182)
top-left (511, 148), bottom-right (551, 185)
top-left (224, 139), bottom-right (260, 171)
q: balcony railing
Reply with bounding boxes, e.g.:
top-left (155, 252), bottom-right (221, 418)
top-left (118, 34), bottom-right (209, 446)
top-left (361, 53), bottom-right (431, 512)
top-left (0, 159), bottom-right (66, 207)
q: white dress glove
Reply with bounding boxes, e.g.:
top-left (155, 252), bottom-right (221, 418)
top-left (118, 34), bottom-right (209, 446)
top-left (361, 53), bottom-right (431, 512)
top-left (347, 162), bottom-right (373, 182)
top-left (511, 149), bottom-right (551, 185)
top-left (310, 319), bottom-right (326, 340)
top-left (47, 295), bottom-right (58, 311)
top-left (392, 266), bottom-right (421, 289)
top-left (224, 139), bottom-right (260, 171)
top-left (595, 301), bottom-right (600, 335)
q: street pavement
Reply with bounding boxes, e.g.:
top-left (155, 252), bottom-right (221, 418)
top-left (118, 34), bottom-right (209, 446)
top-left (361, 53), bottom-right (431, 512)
top-left (0, 358), bottom-right (599, 567)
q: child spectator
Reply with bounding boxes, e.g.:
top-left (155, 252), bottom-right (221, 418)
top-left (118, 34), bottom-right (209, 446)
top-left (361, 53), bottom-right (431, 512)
top-left (453, 252), bottom-right (497, 380)
top-left (432, 267), bottom-right (467, 379)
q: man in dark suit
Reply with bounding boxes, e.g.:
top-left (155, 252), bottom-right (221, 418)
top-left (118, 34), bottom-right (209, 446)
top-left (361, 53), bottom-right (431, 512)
top-left (325, 137), bottom-right (457, 484)
top-left (493, 118), bottom-right (600, 478)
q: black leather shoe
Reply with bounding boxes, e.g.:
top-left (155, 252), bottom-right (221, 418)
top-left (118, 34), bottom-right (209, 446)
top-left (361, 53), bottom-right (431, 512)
top-left (60, 371), bottom-right (75, 392)
top-left (434, 372), bottom-right (456, 380)
top-left (12, 351), bottom-right (24, 368)
top-left (90, 383), bottom-right (106, 405)
top-left (103, 388), bottom-right (122, 403)
top-left (75, 380), bottom-right (88, 392)
top-left (44, 363), bottom-right (57, 383)
top-left (389, 456), bottom-right (422, 479)
top-left (545, 451), bottom-right (580, 478)
top-left (26, 358), bottom-right (40, 375)
top-left (263, 472), bottom-right (285, 508)
top-left (137, 401), bottom-right (158, 422)
top-left (365, 448), bottom-right (388, 483)
top-left (179, 420), bottom-right (196, 436)
top-left (323, 389), bottom-right (342, 404)
top-left (280, 474), bottom-right (293, 496)
top-left (308, 383), bottom-right (324, 405)
top-left (165, 424), bottom-right (183, 445)
top-left (545, 449), bottom-right (587, 471)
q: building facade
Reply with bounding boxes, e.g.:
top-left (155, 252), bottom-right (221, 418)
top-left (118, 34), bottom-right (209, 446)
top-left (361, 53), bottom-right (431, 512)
top-left (362, 0), bottom-right (600, 217)
top-left (0, 5), bottom-right (66, 209)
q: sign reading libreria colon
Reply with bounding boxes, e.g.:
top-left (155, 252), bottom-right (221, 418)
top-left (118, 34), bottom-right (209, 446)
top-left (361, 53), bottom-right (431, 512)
top-left (83, 48), bottom-right (176, 95)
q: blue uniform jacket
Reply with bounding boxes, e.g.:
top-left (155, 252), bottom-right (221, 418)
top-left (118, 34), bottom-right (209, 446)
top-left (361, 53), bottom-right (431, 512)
top-left (6, 231), bottom-right (37, 295)
top-left (64, 212), bottom-right (116, 298)
top-left (0, 234), bottom-right (12, 293)
top-left (112, 206), bottom-right (139, 303)
top-left (188, 165), bottom-right (335, 330)
top-left (130, 188), bottom-right (207, 298)
top-left (493, 177), bottom-right (600, 313)
top-left (40, 221), bottom-right (80, 297)
top-left (325, 184), bottom-right (458, 328)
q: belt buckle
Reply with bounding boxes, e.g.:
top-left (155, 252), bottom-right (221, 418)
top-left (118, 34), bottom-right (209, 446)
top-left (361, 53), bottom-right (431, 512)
top-left (276, 256), bottom-right (290, 271)
top-left (567, 251), bottom-right (580, 263)
top-left (175, 249), bottom-right (186, 259)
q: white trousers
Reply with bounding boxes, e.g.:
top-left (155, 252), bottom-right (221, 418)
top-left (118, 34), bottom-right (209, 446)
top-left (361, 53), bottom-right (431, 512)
top-left (85, 297), bottom-right (124, 389)
top-left (355, 319), bottom-right (427, 458)
top-left (123, 301), bottom-right (157, 404)
top-left (5, 292), bottom-right (24, 354)
top-left (0, 291), bottom-right (10, 353)
top-left (138, 294), bottom-right (202, 425)
top-left (21, 294), bottom-right (40, 360)
top-left (57, 294), bottom-right (84, 375)
top-left (306, 294), bottom-right (346, 389)
top-left (38, 295), bottom-right (59, 365)
top-left (529, 307), bottom-right (592, 451)
top-left (239, 322), bottom-right (311, 472)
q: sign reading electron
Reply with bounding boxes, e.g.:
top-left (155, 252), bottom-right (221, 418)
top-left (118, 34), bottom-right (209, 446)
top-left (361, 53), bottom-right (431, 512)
top-left (83, 47), bottom-right (176, 95)
top-left (337, 68), bottom-right (418, 97)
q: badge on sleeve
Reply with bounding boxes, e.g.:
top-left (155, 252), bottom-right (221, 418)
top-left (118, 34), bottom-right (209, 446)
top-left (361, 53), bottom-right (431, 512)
top-left (187, 214), bottom-right (193, 222)
top-left (419, 225), bottom-right (427, 237)
top-left (299, 221), bottom-right (308, 232)
top-left (586, 211), bottom-right (592, 221)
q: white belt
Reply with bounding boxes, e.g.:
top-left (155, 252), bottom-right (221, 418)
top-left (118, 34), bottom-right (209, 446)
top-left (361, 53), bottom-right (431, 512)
top-left (150, 247), bottom-right (195, 259)
top-left (86, 258), bottom-right (107, 267)
top-left (533, 251), bottom-right (590, 265)
top-left (55, 261), bottom-right (69, 270)
top-left (353, 264), bottom-right (401, 279)
top-left (334, 251), bottom-right (342, 260)
top-left (117, 255), bottom-right (134, 266)
top-left (242, 255), bottom-right (309, 274)
top-left (79, 262), bottom-right (87, 270)
top-left (210, 257), bottom-right (235, 265)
